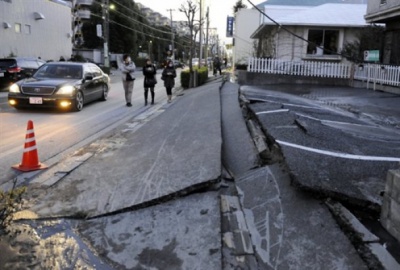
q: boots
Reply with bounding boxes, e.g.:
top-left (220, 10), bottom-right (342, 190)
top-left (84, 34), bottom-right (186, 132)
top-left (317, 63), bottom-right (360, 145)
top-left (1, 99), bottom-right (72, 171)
top-left (151, 90), bottom-right (155, 105)
top-left (168, 95), bottom-right (172, 103)
top-left (144, 90), bottom-right (148, 106)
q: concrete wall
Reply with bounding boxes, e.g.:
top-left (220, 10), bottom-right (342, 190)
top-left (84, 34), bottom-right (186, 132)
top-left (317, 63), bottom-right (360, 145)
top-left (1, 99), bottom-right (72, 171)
top-left (234, 9), bottom-right (260, 64)
top-left (0, 0), bottom-right (72, 61)
top-left (381, 169), bottom-right (400, 243)
top-left (236, 70), bottom-right (350, 87)
top-left (237, 70), bottom-right (400, 95)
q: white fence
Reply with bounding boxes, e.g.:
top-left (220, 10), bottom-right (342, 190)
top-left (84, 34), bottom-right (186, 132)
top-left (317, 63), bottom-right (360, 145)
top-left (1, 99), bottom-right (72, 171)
top-left (353, 63), bottom-right (400, 87)
top-left (247, 58), bottom-right (351, 78)
top-left (247, 57), bottom-right (400, 87)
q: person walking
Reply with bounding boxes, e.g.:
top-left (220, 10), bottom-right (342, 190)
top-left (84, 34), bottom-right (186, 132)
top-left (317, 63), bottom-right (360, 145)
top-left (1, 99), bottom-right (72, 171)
top-left (213, 56), bottom-right (222, 76)
top-left (142, 59), bottom-right (157, 105)
top-left (161, 60), bottom-right (176, 103)
top-left (120, 54), bottom-right (136, 107)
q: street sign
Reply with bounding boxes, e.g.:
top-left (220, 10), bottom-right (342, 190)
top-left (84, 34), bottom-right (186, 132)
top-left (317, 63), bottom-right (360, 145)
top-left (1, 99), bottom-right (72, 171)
top-left (96, 24), bottom-right (102, 38)
top-left (364, 50), bottom-right (379, 62)
top-left (226, 16), bottom-right (234, 38)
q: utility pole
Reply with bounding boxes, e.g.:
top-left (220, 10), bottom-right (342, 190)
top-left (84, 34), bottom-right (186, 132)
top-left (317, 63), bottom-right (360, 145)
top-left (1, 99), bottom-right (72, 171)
top-left (205, 6), bottom-right (209, 68)
top-left (198, 0), bottom-right (204, 67)
top-left (102, 0), bottom-right (110, 68)
top-left (167, 9), bottom-right (175, 61)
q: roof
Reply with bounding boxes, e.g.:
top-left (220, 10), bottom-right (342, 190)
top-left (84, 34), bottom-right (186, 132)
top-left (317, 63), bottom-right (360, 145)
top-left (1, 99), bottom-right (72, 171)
top-left (259, 5), bottom-right (311, 22)
top-left (263, 4), bottom-right (368, 27)
top-left (256, 0), bottom-right (368, 7)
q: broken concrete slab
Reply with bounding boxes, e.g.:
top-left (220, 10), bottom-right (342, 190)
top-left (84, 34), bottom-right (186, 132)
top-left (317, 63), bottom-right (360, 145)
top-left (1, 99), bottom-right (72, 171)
top-left (221, 82), bottom-right (259, 177)
top-left (220, 195), bottom-right (258, 270)
top-left (26, 81), bottom-right (222, 218)
top-left (245, 91), bottom-right (400, 209)
top-left (77, 192), bottom-right (221, 270)
top-left (235, 166), bottom-right (368, 269)
top-left (326, 201), bottom-right (400, 269)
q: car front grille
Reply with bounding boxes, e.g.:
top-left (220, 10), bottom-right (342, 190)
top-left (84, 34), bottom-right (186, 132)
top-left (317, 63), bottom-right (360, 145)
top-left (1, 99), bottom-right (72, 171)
top-left (21, 86), bottom-right (56, 95)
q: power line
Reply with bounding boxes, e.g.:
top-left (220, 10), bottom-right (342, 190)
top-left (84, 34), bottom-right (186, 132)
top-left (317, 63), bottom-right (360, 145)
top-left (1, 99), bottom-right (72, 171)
top-left (90, 12), bottom-right (192, 48)
top-left (92, 0), bottom-right (173, 36)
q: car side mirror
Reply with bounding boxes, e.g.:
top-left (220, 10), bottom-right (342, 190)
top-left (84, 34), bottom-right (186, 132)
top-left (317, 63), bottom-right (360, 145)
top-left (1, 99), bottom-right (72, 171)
top-left (25, 72), bottom-right (32, 78)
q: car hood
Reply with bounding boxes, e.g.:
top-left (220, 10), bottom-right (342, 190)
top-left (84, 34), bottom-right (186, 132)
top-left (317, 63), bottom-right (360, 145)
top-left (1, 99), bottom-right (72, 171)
top-left (18, 77), bottom-right (81, 87)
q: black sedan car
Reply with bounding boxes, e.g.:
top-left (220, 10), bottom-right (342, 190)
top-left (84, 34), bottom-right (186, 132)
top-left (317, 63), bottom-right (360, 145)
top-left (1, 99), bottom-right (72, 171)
top-left (0, 57), bottom-right (46, 91)
top-left (8, 62), bottom-right (110, 111)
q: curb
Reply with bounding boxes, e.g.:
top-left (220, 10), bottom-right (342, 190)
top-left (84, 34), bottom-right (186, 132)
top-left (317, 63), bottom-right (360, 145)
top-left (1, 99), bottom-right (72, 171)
top-left (326, 200), bottom-right (400, 270)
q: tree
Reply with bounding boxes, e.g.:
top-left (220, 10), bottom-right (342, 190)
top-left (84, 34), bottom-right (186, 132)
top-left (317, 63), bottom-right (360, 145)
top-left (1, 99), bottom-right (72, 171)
top-left (233, 0), bottom-right (247, 14)
top-left (341, 25), bottom-right (384, 63)
top-left (179, 0), bottom-right (199, 87)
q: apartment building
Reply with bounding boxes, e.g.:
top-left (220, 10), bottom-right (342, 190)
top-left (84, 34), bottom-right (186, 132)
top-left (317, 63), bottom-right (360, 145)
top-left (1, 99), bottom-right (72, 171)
top-left (0, 0), bottom-right (72, 60)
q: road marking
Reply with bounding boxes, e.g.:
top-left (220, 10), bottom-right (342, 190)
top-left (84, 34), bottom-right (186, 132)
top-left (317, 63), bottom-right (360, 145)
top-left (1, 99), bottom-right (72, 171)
top-left (256, 109), bottom-right (289, 115)
top-left (277, 140), bottom-right (400, 162)
top-left (283, 103), bottom-right (321, 109)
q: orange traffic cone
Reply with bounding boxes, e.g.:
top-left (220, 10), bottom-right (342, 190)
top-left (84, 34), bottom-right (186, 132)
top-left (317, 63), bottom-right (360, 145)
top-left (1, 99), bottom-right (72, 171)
top-left (12, 120), bottom-right (47, 172)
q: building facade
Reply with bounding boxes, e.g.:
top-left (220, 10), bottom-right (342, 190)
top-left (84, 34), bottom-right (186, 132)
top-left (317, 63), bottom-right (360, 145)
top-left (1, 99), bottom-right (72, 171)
top-left (234, 8), bottom-right (259, 65)
top-left (365, 0), bottom-right (400, 64)
top-left (251, 4), bottom-right (369, 63)
top-left (0, 0), bottom-right (72, 61)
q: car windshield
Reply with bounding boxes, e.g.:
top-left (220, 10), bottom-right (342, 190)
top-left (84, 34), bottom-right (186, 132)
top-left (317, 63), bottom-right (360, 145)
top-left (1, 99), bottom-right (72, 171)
top-left (34, 64), bottom-right (83, 79)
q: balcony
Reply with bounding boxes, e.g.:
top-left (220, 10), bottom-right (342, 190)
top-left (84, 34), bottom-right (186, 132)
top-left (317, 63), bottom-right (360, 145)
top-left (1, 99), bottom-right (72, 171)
top-left (77, 9), bottom-right (91, 19)
top-left (76, 0), bottom-right (93, 6)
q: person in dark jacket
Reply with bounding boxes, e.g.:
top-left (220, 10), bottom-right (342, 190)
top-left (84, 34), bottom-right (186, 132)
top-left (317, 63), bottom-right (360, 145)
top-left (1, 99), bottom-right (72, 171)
top-left (142, 59), bottom-right (157, 105)
top-left (161, 60), bottom-right (176, 103)
top-left (213, 56), bottom-right (221, 76)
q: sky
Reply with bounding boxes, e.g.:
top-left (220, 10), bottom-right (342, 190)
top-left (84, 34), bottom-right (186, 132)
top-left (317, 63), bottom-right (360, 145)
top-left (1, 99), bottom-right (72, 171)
top-left (135, 0), bottom-right (265, 44)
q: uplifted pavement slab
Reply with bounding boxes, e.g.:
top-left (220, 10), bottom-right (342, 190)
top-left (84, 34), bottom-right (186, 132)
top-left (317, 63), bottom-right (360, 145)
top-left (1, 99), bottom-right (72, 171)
top-left (77, 192), bottom-right (221, 270)
top-left (241, 88), bottom-right (400, 209)
top-left (27, 81), bottom-right (222, 218)
top-left (221, 82), bottom-right (259, 177)
top-left (235, 166), bottom-right (368, 269)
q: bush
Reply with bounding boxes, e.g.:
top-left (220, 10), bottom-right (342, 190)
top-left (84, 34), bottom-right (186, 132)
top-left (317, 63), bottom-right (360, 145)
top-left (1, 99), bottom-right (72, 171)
top-left (180, 66), bottom-right (209, 89)
top-left (198, 67), bottom-right (208, 85)
top-left (181, 69), bottom-right (190, 89)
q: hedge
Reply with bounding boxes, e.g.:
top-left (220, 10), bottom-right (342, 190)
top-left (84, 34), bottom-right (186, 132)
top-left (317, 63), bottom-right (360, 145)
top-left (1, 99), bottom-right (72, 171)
top-left (180, 66), bottom-right (209, 89)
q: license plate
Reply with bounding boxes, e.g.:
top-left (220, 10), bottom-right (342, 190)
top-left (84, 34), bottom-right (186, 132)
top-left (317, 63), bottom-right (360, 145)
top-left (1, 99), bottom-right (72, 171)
top-left (29, 97), bottom-right (43, 104)
top-left (0, 72), bottom-right (4, 77)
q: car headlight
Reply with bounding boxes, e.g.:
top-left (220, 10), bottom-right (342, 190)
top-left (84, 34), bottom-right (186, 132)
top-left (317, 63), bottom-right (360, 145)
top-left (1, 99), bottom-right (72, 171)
top-left (57, 85), bottom-right (75, 95)
top-left (9, 84), bottom-right (20, 93)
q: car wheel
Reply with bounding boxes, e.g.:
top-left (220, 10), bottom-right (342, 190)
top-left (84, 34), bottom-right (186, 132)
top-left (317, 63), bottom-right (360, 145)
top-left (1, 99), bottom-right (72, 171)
top-left (72, 91), bottom-right (84, 111)
top-left (100, 84), bottom-right (109, 101)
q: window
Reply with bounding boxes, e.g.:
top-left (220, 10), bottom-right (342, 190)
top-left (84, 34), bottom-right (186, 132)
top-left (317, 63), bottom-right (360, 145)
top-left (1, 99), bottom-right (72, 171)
top-left (25, 24), bottom-right (31, 34)
top-left (15, 23), bottom-right (21, 33)
top-left (307, 29), bottom-right (339, 55)
top-left (380, 0), bottom-right (387, 5)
